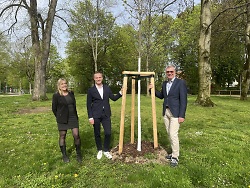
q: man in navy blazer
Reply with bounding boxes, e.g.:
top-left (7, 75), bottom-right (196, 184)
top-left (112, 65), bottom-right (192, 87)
top-left (149, 65), bottom-right (187, 167)
top-left (87, 72), bottom-right (122, 160)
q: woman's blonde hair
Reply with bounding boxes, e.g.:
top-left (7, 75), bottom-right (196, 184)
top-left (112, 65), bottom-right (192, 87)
top-left (57, 78), bottom-right (68, 95)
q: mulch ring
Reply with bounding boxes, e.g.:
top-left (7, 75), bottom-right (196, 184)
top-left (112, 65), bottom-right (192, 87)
top-left (110, 141), bottom-right (169, 164)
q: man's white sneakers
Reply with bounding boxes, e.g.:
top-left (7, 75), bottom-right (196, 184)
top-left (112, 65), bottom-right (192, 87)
top-left (97, 150), bottom-right (112, 159)
top-left (97, 150), bottom-right (102, 159)
top-left (103, 151), bottom-right (112, 159)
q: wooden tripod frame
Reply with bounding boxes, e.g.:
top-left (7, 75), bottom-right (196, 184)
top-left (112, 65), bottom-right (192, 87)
top-left (118, 71), bottom-right (158, 154)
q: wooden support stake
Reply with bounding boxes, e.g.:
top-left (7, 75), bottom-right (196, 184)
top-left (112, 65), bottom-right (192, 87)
top-left (150, 76), bottom-right (158, 148)
top-left (122, 71), bottom-right (155, 76)
top-left (119, 75), bottom-right (128, 154)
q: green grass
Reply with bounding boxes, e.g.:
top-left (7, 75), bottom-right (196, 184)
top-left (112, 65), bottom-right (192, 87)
top-left (0, 94), bottom-right (249, 187)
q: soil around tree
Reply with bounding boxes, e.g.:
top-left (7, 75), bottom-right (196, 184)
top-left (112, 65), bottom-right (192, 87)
top-left (110, 141), bottom-right (169, 164)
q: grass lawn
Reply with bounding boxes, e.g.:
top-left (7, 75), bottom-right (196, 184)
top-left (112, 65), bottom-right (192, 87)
top-left (0, 94), bottom-right (249, 187)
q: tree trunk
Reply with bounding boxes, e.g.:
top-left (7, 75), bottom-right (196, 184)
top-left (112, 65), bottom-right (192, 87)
top-left (29, 82), bottom-right (32, 94)
top-left (93, 0), bottom-right (100, 72)
top-left (30, 0), bottom-right (58, 101)
top-left (240, 0), bottom-right (250, 100)
top-left (195, 0), bottom-right (214, 107)
top-left (146, 1), bottom-right (152, 97)
top-left (33, 54), bottom-right (47, 100)
top-left (19, 79), bottom-right (22, 95)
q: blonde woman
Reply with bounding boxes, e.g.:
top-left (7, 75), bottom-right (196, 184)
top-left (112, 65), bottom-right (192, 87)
top-left (52, 78), bottom-right (82, 163)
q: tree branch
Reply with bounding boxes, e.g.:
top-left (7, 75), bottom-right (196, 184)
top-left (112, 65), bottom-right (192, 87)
top-left (207, 2), bottom-right (250, 31)
top-left (55, 14), bottom-right (70, 28)
top-left (0, 3), bottom-right (27, 35)
top-left (162, 0), bottom-right (179, 11)
top-left (0, 3), bottom-right (26, 17)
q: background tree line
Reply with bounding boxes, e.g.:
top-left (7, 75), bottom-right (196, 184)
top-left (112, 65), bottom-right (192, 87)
top-left (0, 0), bottom-right (249, 104)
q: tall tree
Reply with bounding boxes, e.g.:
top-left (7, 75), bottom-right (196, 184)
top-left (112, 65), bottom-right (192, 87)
top-left (142, 0), bottom-right (176, 95)
top-left (208, 0), bottom-right (249, 98)
top-left (196, 0), bottom-right (214, 106)
top-left (105, 25), bottom-right (138, 90)
top-left (241, 0), bottom-right (250, 100)
top-left (46, 45), bottom-right (66, 93)
top-left (211, 2), bottom-right (244, 90)
top-left (0, 33), bottom-right (11, 92)
top-left (143, 14), bottom-right (175, 89)
top-left (170, 6), bottom-right (200, 94)
top-left (0, 0), bottom-right (58, 100)
top-left (66, 39), bottom-right (93, 93)
top-left (66, 24), bottom-right (138, 93)
top-left (70, 0), bottom-right (115, 73)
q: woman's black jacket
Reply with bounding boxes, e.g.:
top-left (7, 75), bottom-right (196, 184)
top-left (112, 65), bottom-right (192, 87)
top-left (52, 91), bottom-right (78, 124)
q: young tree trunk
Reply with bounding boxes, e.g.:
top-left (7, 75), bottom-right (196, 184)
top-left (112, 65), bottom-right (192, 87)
top-left (93, 0), bottom-right (99, 72)
top-left (145, 1), bottom-right (153, 97)
top-left (29, 82), bottom-right (32, 95)
top-left (240, 0), bottom-right (250, 100)
top-left (195, 0), bottom-right (214, 107)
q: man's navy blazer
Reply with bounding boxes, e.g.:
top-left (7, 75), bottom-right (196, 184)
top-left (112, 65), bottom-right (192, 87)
top-left (155, 78), bottom-right (187, 118)
top-left (87, 84), bottom-right (122, 119)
